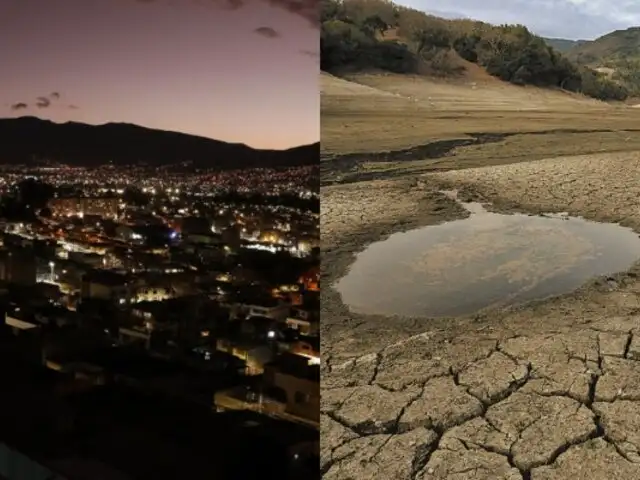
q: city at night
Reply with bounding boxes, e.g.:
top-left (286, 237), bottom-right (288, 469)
top-left (0, 0), bottom-right (319, 479)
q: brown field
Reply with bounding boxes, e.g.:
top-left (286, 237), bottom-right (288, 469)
top-left (321, 72), bottom-right (640, 479)
top-left (321, 72), bottom-right (640, 183)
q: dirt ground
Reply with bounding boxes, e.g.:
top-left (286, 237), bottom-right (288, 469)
top-left (321, 73), bottom-right (640, 479)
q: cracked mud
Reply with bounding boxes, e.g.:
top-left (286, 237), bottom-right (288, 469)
top-left (322, 324), bottom-right (640, 479)
top-left (322, 152), bottom-right (640, 479)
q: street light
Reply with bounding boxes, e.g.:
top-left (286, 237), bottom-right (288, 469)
top-left (48, 261), bottom-right (55, 281)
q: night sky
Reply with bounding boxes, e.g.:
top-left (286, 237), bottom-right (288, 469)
top-left (0, 0), bottom-right (319, 149)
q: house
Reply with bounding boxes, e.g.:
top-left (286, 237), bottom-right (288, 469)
top-left (298, 266), bottom-right (319, 292)
top-left (288, 337), bottom-right (320, 366)
top-left (209, 351), bottom-right (323, 428)
top-left (131, 284), bottom-right (173, 303)
top-left (263, 353), bottom-right (319, 425)
top-left (216, 338), bottom-right (274, 375)
top-left (236, 297), bottom-right (290, 322)
top-left (285, 306), bottom-right (319, 336)
top-left (81, 270), bottom-right (131, 305)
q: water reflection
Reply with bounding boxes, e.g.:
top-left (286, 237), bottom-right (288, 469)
top-left (336, 197), bottom-right (640, 318)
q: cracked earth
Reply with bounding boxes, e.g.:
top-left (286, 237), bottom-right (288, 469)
top-left (322, 321), bottom-right (640, 479)
top-left (322, 152), bottom-right (640, 479)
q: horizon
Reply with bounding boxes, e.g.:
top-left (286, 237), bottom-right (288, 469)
top-left (0, 115), bottom-right (319, 151)
top-left (0, 0), bottom-right (319, 150)
top-left (397, 0), bottom-right (640, 40)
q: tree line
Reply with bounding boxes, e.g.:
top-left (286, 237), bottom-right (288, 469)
top-left (321, 0), bottom-right (629, 101)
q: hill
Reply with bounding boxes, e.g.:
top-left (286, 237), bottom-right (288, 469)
top-left (542, 37), bottom-right (585, 53)
top-left (321, 0), bottom-right (628, 101)
top-left (564, 28), bottom-right (640, 96)
top-left (0, 117), bottom-right (319, 170)
top-left (566, 27), bottom-right (640, 65)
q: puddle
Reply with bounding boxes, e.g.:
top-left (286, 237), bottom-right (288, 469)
top-left (336, 192), bottom-right (640, 318)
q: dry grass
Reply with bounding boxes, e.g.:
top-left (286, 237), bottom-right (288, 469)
top-left (321, 72), bottom-right (640, 158)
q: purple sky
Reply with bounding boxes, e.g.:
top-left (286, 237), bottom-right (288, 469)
top-left (0, 0), bottom-right (319, 149)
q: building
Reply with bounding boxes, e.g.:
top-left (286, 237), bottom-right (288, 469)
top-left (289, 338), bottom-right (320, 365)
top-left (131, 284), bottom-right (173, 303)
top-left (115, 225), bottom-right (178, 247)
top-left (299, 266), bottom-right (319, 292)
top-left (80, 270), bottom-right (130, 304)
top-left (285, 307), bottom-right (319, 336)
top-left (263, 353), bottom-right (319, 425)
top-left (214, 352), bottom-right (320, 428)
top-left (235, 298), bottom-right (290, 322)
top-left (216, 338), bottom-right (274, 375)
top-left (0, 247), bottom-right (37, 286)
top-left (48, 196), bottom-right (119, 219)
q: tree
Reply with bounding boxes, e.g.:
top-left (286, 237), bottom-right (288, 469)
top-left (321, 0), bottom-right (343, 23)
top-left (411, 25), bottom-right (451, 55)
top-left (361, 15), bottom-right (388, 38)
top-left (319, 0), bottom-right (620, 101)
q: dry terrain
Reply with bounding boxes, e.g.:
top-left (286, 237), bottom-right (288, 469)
top-left (321, 72), bottom-right (640, 479)
top-left (321, 72), bottom-right (640, 184)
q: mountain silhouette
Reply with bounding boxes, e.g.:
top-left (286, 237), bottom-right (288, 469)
top-left (0, 117), bottom-right (318, 169)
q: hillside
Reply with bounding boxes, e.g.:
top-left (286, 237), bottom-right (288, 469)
top-left (321, 0), bottom-right (628, 101)
top-left (566, 27), bottom-right (640, 65)
top-left (321, 70), bottom-right (618, 159)
top-left (0, 117), bottom-right (319, 169)
top-left (323, 71), bottom-right (606, 111)
top-left (564, 28), bottom-right (640, 96)
top-left (543, 37), bottom-right (586, 53)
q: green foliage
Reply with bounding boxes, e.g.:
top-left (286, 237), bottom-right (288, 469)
top-left (581, 69), bottom-right (630, 100)
top-left (320, 0), bottom-right (628, 101)
top-left (320, 0), bottom-right (417, 73)
top-left (453, 34), bottom-right (481, 62)
top-left (543, 38), bottom-right (583, 53)
top-left (471, 33), bottom-right (582, 89)
top-left (412, 24), bottom-right (451, 53)
top-left (606, 59), bottom-right (640, 96)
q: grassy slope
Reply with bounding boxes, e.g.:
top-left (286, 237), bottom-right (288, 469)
top-left (323, 68), bottom-right (617, 154)
top-left (321, 70), bottom-right (640, 183)
top-left (543, 38), bottom-right (585, 53)
top-left (566, 28), bottom-right (640, 65)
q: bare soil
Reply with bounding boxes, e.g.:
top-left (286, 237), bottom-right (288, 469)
top-left (321, 73), bottom-right (640, 479)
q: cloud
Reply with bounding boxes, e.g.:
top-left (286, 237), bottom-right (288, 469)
top-left (131, 0), bottom-right (319, 27)
top-left (8, 91), bottom-right (64, 111)
top-left (36, 97), bottom-right (51, 108)
top-left (254, 26), bottom-right (280, 38)
top-left (396, 0), bottom-right (639, 39)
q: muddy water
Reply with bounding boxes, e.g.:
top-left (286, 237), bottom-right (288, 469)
top-left (336, 194), bottom-right (640, 318)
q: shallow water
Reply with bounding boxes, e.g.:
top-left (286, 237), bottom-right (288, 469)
top-left (336, 196), bottom-right (640, 318)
